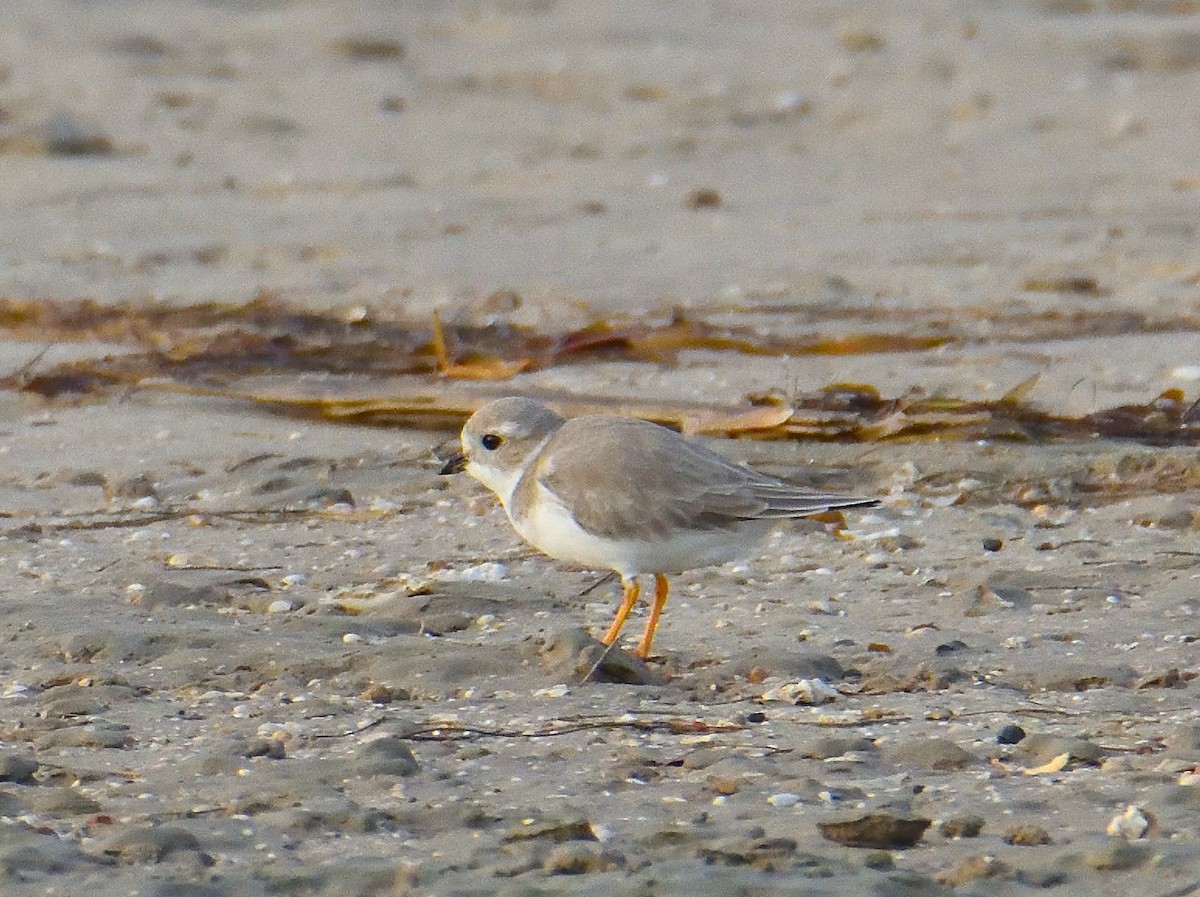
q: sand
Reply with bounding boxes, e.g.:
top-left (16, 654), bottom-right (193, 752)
top-left (2, 2), bottom-right (1200, 895)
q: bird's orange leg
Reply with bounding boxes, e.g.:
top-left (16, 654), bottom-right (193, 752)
top-left (634, 574), bottom-right (670, 659)
top-left (600, 576), bottom-right (640, 646)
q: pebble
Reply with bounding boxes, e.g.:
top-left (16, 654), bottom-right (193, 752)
top-left (256, 798), bottom-right (394, 836)
top-left (731, 649), bottom-right (843, 681)
top-left (817, 813), bottom-right (931, 849)
top-left (940, 815), bottom-right (985, 839)
top-left (0, 825), bottom-right (106, 874)
top-left (1003, 824), bottom-right (1053, 846)
top-left (538, 628), bottom-right (662, 685)
top-left (1165, 725), bottom-right (1200, 760)
top-left (760, 678), bottom-right (839, 705)
top-left (696, 836), bottom-right (805, 870)
top-left (684, 187), bottom-right (722, 210)
top-left (796, 735), bottom-right (875, 760)
top-left (707, 775), bottom-right (741, 796)
top-left (1014, 734), bottom-right (1105, 766)
top-left (862, 851), bottom-right (894, 871)
top-left (240, 737), bottom-right (286, 760)
top-left (1106, 805), bottom-right (1152, 840)
top-left (431, 562), bottom-right (508, 583)
top-left (542, 842), bottom-right (617, 874)
top-left (937, 854), bottom-right (1011, 886)
top-left (112, 474), bottom-right (160, 501)
top-left (0, 753), bottom-right (38, 784)
top-left (98, 825), bottom-right (209, 865)
top-left (884, 738), bottom-right (976, 771)
top-left (1083, 842), bottom-right (1155, 871)
top-left (967, 582), bottom-right (1032, 615)
top-left (502, 818), bottom-right (598, 844)
top-left (1000, 661), bottom-right (1138, 693)
top-left (139, 580), bottom-right (229, 609)
top-left (996, 724), bottom-right (1027, 745)
top-left (34, 722), bottom-right (134, 750)
top-left (934, 639), bottom-right (969, 655)
top-left (351, 736), bottom-right (420, 777)
top-left (41, 113), bottom-right (114, 156)
top-left (0, 791), bottom-right (30, 816)
top-left (27, 788), bottom-right (102, 816)
top-left (766, 792), bottom-right (800, 808)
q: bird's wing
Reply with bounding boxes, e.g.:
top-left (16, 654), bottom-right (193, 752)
top-left (529, 416), bottom-right (874, 540)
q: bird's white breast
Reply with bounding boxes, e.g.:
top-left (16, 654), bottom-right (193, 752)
top-left (509, 482), bottom-right (769, 577)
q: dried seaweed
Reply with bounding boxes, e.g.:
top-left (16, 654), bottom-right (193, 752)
top-left (0, 297), bottom-right (1197, 446)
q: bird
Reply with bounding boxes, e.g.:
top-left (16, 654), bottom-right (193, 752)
top-left (439, 397), bottom-right (878, 659)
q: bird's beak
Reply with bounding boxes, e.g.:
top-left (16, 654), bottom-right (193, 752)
top-left (439, 452), bottom-right (467, 475)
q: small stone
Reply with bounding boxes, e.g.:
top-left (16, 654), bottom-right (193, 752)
top-left (266, 599), bottom-right (294, 614)
top-left (1015, 734), bottom-right (1104, 766)
top-left (818, 813), bottom-right (931, 849)
top-left (34, 722), bottom-right (133, 750)
top-left (696, 836), bottom-right (801, 870)
top-left (296, 487), bottom-right (354, 509)
top-left (139, 580), bottom-right (229, 609)
top-left (796, 735), bottom-right (875, 760)
top-left (539, 628), bottom-right (662, 685)
top-left (0, 753), bottom-right (38, 784)
top-left (99, 825), bottom-right (207, 864)
top-left (1085, 842), bottom-right (1155, 871)
top-left (42, 113), bottom-right (114, 156)
top-left (839, 28), bottom-right (886, 52)
top-left (353, 736), bottom-right (419, 777)
top-left (982, 538), bottom-right (1003, 552)
top-left (28, 788), bottom-right (102, 816)
top-left (1106, 805), bottom-right (1153, 840)
top-left (543, 842), bottom-right (616, 874)
top-left (112, 474), bottom-right (160, 503)
top-left (967, 582), bottom-right (1032, 616)
top-left (328, 36), bottom-right (406, 61)
top-left (1001, 661), bottom-right (1138, 693)
top-left (1003, 824), bottom-right (1053, 846)
top-left (934, 639), bottom-right (968, 656)
top-left (241, 738), bottom-right (286, 760)
top-left (884, 738), bottom-right (975, 771)
top-left (685, 187), bottom-right (722, 210)
top-left (503, 818), bottom-right (598, 844)
top-left (940, 816), bottom-right (985, 839)
top-left (760, 679), bottom-right (838, 705)
top-left (937, 854), bottom-right (1011, 886)
top-left (766, 793), bottom-right (800, 808)
top-left (0, 792), bottom-right (30, 816)
top-left (996, 724), bottom-right (1026, 745)
top-left (862, 851), bottom-right (895, 870)
top-left (0, 830), bottom-right (102, 875)
top-left (359, 683), bottom-right (408, 703)
top-left (707, 776), bottom-right (741, 796)
top-left (67, 470), bottom-right (109, 488)
top-left (1165, 725), bottom-right (1200, 759)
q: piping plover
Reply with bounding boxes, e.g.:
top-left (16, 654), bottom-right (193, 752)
top-left (440, 397), bottom-right (878, 659)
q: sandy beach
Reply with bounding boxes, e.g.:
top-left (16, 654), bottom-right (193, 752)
top-left (2, 2), bottom-right (1200, 895)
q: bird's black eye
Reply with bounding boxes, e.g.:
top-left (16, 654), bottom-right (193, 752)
top-left (481, 433), bottom-right (503, 451)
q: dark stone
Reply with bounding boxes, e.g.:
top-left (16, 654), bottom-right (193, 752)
top-left (996, 724), bottom-right (1026, 745)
